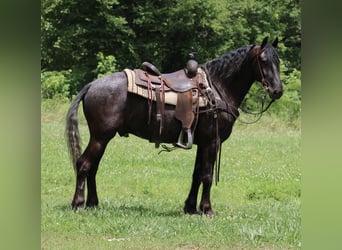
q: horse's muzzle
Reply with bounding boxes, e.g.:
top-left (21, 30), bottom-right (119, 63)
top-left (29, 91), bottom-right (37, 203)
top-left (269, 87), bottom-right (283, 100)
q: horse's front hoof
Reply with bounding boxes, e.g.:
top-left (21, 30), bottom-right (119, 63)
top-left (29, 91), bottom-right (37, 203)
top-left (199, 204), bottom-right (216, 217)
top-left (202, 209), bottom-right (216, 218)
top-left (86, 197), bottom-right (99, 208)
top-left (184, 204), bottom-right (198, 215)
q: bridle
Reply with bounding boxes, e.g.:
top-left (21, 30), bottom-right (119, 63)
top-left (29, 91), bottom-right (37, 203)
top-left (256, 48), bottom-right (270, 91)
top-left (238, 47), bottom-right (276, 123)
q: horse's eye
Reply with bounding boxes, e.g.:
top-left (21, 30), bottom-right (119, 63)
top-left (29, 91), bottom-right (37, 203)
top-left (260, 52), bottom-right (268, 62)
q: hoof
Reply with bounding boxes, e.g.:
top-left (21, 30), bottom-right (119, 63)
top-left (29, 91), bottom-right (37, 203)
top-left (184, 204), bottom-right (198, 215)
top-left (202, 210), bottom-right (216, 218)
top-left (199, 205), bottom-right (216, 217)
top-left (71, 197), bottom-right (85, 210)
top-left (86, 198), bottom-right (99, 208)
top-left (71, 203), bottom-right (85, 211)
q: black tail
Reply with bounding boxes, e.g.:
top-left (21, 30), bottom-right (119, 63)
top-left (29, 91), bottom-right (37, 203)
top-left (65, 84), bottom-right (92, 172)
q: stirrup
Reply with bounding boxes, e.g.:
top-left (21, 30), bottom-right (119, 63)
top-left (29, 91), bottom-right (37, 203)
top-left (175, 128), bottom-right (193, 149)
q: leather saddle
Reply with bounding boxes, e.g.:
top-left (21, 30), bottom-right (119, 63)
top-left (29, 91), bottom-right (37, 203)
top-left (131, 61), bottom-right (211, 149)
top-left (135, 61), bottom-right (200, 93)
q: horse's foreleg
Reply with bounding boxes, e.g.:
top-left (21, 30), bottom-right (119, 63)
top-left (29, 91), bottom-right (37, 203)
top-left (199, 169), bottom-right (215, 216)
top-left (71, 138), bottom-right (108, 209)
top-left (184, 148), bottom-right (202, 214)
top-left (198, 143), bottom-right (217, 217)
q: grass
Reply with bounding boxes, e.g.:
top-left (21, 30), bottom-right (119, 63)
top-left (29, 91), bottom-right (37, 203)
top-left (41, 101), bottom-right (301, 249)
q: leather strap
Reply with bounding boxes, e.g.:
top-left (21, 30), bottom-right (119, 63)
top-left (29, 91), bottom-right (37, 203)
top-left (145, 72), bottom-right (153, 124)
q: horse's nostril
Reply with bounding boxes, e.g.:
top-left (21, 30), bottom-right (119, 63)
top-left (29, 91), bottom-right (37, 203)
top-left (272, 89), bottom-right (283, 99)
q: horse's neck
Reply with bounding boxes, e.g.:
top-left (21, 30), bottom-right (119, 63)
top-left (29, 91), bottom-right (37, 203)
top-left (211, 61), bottom-right (256, 110)
top-left (228, 66), bottom-right (255, 107)
top-left (205, 46), bottom-right (257, 110)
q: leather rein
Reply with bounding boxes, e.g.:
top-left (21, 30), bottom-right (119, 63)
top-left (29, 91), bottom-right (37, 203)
top-left (238, 48), bottom-right (275, 124)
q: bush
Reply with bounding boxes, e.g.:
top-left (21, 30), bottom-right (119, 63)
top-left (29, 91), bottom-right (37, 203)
top-left (271, 69), bottom-right (301, 127)
top-left (93, 52), bottom-right (117, 78)
top-left (41, 70), bottom-right (71, 101)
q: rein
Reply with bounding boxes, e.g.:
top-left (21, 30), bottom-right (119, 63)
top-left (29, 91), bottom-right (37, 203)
top-left (238, 94), bottom-right (274, 124)
top-left (238, 48), bottom-right (275, 124)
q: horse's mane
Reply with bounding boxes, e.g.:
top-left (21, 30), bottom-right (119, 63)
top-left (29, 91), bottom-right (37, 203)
top-left (203, 45), bottom-right (255, 81)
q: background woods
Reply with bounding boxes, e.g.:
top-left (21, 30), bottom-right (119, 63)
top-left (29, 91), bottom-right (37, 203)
top-left (41, 0), bottom-right (301, 126)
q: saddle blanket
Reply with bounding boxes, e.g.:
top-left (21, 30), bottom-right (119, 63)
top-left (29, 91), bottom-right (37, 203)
top-left (124, 68), bottom-right (208, 107)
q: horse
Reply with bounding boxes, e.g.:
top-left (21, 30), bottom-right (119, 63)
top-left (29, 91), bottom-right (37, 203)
top-left (66, 37), bottom-right (283, 216)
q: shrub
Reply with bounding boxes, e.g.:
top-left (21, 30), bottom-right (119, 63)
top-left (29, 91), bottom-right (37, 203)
top-left (41, 70), bottom-right (71, 101)
top-left (93, 52), bottom-right (117, 78)
top-left (269, 69), bottom-right (301, 128)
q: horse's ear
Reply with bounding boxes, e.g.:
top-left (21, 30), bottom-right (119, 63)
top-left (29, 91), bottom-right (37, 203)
top-left (272, 37), bottom-right (279, 48)
top-left (261, 37), bottom-right (268, 49)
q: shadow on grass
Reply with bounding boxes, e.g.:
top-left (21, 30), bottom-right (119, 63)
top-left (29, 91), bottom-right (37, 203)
top-left (55, 202), bottom-right (184, 217)
top-left (114, 203), bottom-right (183, 217)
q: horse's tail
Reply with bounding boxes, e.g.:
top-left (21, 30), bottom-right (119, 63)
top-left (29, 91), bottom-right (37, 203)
top-left (65, 83), bottom-right (92, 173)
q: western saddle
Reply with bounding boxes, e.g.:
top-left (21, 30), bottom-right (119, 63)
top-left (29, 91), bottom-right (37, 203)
top-left (131, 55), bottom-right (216, 149)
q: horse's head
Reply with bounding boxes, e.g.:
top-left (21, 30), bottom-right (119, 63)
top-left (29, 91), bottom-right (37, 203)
top-left (255, 37), bottom-right (283, 100)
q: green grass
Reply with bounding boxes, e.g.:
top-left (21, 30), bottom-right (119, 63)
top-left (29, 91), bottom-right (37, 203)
top-left (41, 102), bottom-right (301, 249)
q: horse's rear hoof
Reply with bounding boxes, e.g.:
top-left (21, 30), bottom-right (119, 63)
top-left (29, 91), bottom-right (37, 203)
top-left (71, 204), bottom-right (85, 211)
top-left (71, 198), bottom-right (85, 210)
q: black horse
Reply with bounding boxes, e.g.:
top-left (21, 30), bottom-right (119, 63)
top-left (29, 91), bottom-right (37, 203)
top-left (66, 37), bottom-right (283, 216)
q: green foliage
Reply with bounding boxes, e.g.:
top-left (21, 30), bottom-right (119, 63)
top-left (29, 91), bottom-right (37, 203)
top-left (41, 0), bottom-right (134, 88)
top-left (277, 69), bottom-right (301, 126)
top-left (93, 52), bottom-right (118, 78)
top-left (41, 70), bottom-right (71, 101)
top-left (41, 0), bottom-right (301, 77)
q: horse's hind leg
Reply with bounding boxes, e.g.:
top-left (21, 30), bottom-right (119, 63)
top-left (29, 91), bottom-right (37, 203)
top-left (71, 137), bottom-right (109, 209)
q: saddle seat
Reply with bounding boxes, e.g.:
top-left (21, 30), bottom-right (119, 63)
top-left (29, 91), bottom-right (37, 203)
top-left (162, 70), bottom-right (199, 92)
top-left (137, 61), bottom-right (200, 93)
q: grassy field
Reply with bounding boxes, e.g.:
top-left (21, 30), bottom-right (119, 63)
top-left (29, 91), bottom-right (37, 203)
top-left (41, 102), bottom-right (301, 249)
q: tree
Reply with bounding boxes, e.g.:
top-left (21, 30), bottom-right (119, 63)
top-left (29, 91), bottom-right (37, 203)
top-left (41, 0), bottom-right (134, 93)
top-left (41, 0), bottom-right (301, 95)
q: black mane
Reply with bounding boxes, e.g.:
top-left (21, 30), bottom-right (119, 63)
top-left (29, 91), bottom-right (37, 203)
top-left (203, 45), bottom-right (255, 81)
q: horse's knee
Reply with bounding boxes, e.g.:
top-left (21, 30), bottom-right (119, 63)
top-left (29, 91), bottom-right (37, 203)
top-left (201, 174), bottom-right (213, 185)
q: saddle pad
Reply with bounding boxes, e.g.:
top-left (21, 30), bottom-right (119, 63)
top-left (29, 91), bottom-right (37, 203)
top-left (124, 69), bottom-right (208, 107)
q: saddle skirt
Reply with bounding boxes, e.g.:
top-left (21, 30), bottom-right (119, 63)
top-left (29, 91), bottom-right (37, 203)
top-left (124, 68), bottom-right (209, 107)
